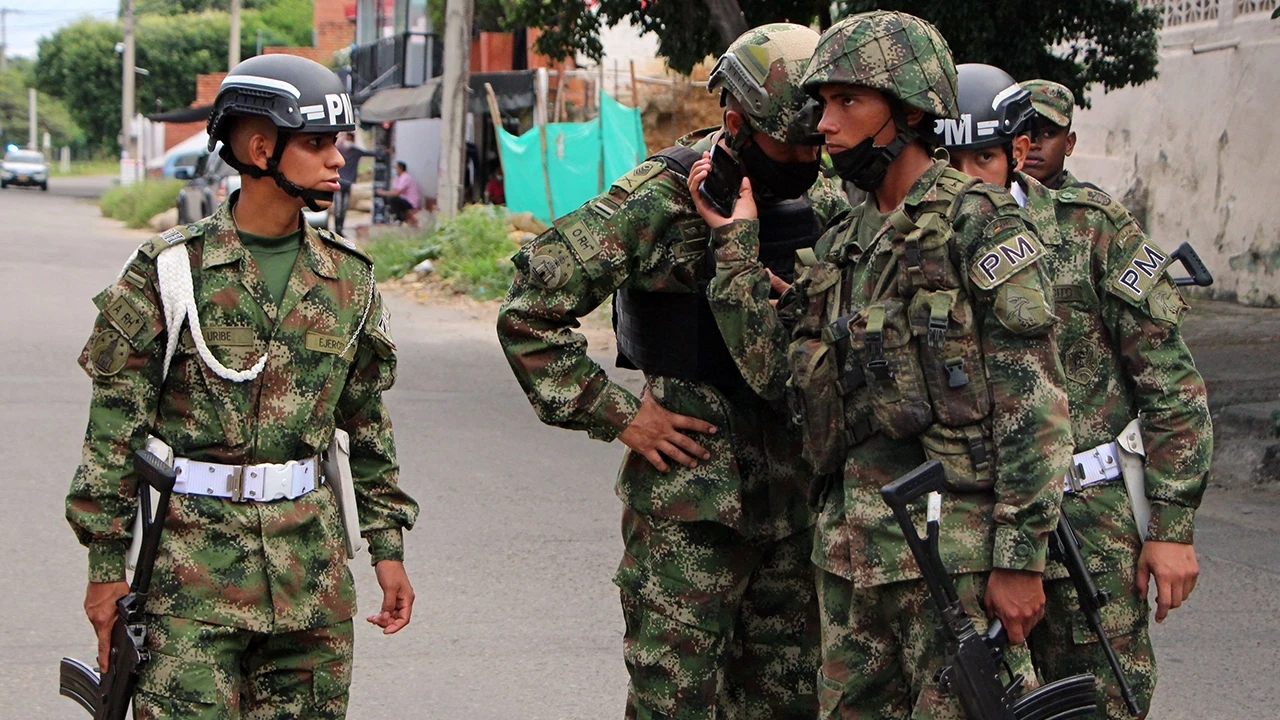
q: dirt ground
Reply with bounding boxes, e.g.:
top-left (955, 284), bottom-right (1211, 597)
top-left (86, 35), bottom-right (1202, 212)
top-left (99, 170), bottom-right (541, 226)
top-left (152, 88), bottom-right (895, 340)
top-left (386, 280), bottom-right (1280, 489)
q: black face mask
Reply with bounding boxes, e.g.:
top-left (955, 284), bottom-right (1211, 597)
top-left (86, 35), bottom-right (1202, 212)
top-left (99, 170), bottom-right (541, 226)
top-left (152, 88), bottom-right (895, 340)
top-left (736, 137), bottom-right (820, 204)
top-left (827, 115), bottom-right (910, 192)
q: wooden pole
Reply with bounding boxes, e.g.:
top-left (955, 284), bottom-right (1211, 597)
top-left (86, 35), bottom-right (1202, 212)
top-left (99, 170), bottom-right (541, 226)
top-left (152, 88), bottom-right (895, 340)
top-left (629, 59), bottom-right (638, 107)
top-left (554, 63), bottom-right (567, 123)
top-left (436, 0), bottom-right (473, 220)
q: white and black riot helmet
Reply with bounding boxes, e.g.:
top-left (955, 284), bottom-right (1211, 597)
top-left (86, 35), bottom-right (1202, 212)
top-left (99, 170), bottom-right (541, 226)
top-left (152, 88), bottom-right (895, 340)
top-left (207, 54), bottom-right (354, 209)
top-left (930, 63), bottom-right (1035, 153)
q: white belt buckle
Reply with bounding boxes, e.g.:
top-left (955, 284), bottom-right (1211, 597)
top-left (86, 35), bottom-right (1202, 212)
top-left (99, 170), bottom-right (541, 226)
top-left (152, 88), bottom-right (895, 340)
top-left (259, 463), bottom-right (292, 501)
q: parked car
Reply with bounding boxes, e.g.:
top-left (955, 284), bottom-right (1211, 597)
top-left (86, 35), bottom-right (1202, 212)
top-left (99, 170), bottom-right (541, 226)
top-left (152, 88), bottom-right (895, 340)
top-left (176, 149), bottom-right (330, 228)
top-left (1, 149), bottom-right (49, 191)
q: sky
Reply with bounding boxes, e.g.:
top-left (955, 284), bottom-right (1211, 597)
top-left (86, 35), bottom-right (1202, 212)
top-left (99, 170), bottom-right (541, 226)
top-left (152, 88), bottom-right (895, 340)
top-left (2, 1), bottom-right (120, 60)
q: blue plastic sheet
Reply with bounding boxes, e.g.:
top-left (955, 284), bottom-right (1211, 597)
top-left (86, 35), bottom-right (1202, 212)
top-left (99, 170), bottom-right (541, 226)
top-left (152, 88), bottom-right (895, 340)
top-left (497, 92), bottom-right (647, 224)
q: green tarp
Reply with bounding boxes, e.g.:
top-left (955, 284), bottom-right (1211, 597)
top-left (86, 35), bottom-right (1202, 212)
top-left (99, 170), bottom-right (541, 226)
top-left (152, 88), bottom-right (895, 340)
top-left (497, 92), bottom-right (647, 224)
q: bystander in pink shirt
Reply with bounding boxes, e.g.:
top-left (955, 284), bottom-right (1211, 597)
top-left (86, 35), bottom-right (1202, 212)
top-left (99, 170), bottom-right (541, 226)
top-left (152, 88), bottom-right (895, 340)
top-left (392, 170), bottom-right (420, 209)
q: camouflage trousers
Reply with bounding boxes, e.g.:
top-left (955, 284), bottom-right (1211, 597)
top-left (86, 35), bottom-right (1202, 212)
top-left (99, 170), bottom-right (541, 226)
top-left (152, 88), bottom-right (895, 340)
top-left (615, 508), bottom-right (820, 720)
top-left (133, 614), bottom-right (353, 719)
top-left (817, 570), bottom-right (1038, 720)
top-left (1029, 566), bottom-right (1157, 719)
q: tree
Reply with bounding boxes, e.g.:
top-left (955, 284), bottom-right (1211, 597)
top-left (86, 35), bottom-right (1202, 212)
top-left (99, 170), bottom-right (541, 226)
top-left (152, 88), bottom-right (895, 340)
top-left (0, 67), bottom-right (84, 151)
top-left (34, 6), bottom-right (312, 152)
top-left (506, 0), bottom-right (1161, 106)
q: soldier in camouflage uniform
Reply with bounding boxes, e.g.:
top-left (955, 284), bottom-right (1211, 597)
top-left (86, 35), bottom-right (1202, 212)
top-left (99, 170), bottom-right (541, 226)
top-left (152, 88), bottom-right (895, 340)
top-left (936, 63), bottom-right (1213, 719)
top-left (699, 12), bottom-right (1075, 719)
top-left (497, 23), bottom-right (851, 720)
top-left (1019, 80), bottom-right (1084, 191)
top-left (67, 55), bottom-right (418, 719)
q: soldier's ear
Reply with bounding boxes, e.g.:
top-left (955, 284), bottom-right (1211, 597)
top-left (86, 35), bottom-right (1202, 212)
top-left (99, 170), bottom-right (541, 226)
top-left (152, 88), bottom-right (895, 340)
top-left (724, 108), bottom-right (745, 137)
top-left (1012, 135), bottom-right (1031, 171)
top-left (1065, 130), bottom-right (1077, 157)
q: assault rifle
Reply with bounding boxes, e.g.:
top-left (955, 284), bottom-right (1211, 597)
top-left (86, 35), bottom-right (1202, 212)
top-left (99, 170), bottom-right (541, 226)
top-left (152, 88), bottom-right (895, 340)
top-left (1048, 514), bottom-right (1143, 716)
top-left (59, 449), bottom-right (177, 719)
top-left (881, 461), bottom-right (1097, 720)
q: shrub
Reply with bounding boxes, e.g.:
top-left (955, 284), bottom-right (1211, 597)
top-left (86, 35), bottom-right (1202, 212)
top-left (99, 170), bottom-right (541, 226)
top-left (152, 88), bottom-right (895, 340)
top-left (99, 179), bottom-right (184, 228)
top-left (363, 205), bottom-right (520, 300)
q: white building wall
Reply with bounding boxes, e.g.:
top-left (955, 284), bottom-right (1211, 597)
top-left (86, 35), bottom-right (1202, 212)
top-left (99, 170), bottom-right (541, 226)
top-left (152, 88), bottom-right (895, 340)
top-left (1071, 3), bottom-right (1280, 305)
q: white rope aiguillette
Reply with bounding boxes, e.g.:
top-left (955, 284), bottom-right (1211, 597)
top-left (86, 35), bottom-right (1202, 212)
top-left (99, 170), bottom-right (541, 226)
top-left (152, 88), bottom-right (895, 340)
top-left (156, 244), bottom-right (267, 382)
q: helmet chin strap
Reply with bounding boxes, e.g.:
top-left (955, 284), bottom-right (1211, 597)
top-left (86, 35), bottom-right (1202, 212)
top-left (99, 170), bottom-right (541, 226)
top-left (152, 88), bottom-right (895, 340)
top-left (218, 130), bottom-right (333, 212)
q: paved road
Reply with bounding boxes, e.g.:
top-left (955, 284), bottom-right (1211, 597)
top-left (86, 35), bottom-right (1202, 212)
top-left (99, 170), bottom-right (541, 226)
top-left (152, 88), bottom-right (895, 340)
top-left (1, 177), bottom-right (1275, 718)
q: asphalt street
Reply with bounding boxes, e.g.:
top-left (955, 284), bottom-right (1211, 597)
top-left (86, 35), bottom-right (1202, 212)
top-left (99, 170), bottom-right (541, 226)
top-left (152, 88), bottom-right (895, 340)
top-left (1, 176), bottom-right (1276, 719)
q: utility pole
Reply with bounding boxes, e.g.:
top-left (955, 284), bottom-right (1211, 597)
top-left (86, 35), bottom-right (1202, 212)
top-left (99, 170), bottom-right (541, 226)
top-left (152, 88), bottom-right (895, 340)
top-left (229, 0), bottom-right (241, 69)
top-left (27, 87), bottom-right (35, 149)
top-left (0, 7), bottom-right (24, 73)
top-left (436, 0), bottom-right (473, 220)
top-left (121, 0), bottom-right (137, 180)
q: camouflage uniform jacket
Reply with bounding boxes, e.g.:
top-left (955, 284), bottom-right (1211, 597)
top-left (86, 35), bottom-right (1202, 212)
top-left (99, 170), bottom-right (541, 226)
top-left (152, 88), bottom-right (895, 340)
top-left (67, 195), bottom-right (418, 633)
top-left (497, 131), bottom-right (850, 539)
top-left (1018, 172), bottom-right (1211, 576)
top-left (709, 160), bottom-right (1074, 586)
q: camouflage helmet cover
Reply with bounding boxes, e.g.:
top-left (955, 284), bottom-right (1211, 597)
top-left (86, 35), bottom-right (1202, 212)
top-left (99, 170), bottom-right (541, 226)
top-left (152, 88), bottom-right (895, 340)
top-left (708, 23), bottom-right (822, 144)
top-left (802, 10), bottom-right (958, 119)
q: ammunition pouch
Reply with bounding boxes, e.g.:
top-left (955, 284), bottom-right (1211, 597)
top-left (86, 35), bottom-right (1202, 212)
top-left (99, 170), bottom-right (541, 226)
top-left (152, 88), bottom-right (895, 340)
top-left (920, 422), bottom-right (995, 492)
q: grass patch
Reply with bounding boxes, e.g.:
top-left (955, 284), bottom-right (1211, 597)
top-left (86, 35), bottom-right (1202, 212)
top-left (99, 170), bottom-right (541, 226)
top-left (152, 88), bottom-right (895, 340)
top-left (100, 179), bottom-right (185, 229)
top-left (52, 159), bottom-right (121, 177)
top-left (364, 204), bottom-right (521, 301)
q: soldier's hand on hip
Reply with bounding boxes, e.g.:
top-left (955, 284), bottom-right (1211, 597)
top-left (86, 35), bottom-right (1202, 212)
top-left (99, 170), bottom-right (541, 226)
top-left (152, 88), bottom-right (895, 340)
top-left (688, 152), bottom-right (758, 230)
top-left (368, 560), bottom-right (415, 635)
top-left (984, 568), bottom-right (1046, 645)
top-left (84, 580), bottom-right (129, 671)
top-left (1136, 540), bottom-right (1199, 623)
top-left (618, 387), bottom-right (717, 473)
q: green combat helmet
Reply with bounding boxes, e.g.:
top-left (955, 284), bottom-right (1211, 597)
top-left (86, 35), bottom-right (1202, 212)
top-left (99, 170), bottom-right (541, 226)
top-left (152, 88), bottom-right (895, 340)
top-left (708, 22), bottom-right (824, 145)
top-left (802, 10), bottom-right (957, 118)
top-left (801, 10), bottom-right (958, 190)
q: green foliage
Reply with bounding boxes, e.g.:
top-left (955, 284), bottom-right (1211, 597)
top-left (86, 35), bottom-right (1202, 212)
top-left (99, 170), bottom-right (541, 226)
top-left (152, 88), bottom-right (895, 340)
top-left (0, 68), bottom-right (84, 150)
top-left (364, 205), bottom-right (519, 300)
top-left (507, 0), bottom-right (1161, 104)
top-left (837, 1), bottom-right (1161, 108)
top-left (34, 1), bottom-right (314, 153)
top-left (100, 179), bottom-right (186, 228)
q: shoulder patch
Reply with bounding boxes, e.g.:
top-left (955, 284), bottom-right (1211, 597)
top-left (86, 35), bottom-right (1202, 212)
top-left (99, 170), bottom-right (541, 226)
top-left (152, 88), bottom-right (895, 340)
top-left (88, 329), bottom-right (130, 377)
top-left (138, 224), bottom-right (200, 259)
top-left (610, 159), bottom-right (667, 196)
top-left (970, 182), bottom-right (1020, 211)
top-left (558, 217), bottom-right (602, 264)
top-left (527, 243), bottom-right (574, 289)
top-left (318, 228), bottom-right (373, 264)
top-left (1057, 186), bottom-right (1133, 227)
top-left (971, 232), bottom-right (1045, 290)
top-left (1110, 240), bottom-right (1172, 304)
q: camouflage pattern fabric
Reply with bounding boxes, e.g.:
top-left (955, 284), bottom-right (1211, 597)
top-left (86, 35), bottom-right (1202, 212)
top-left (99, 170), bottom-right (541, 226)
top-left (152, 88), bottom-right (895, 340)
top-left (617, 509), bottom-right (818, 720)
top-left (708, 23), bottom-right (821, 144)
top-left (816, 570), bottom-right (1038, 720)
top-left (1031, 567), bottom-right (1157, 720)
top-left (1021, 79), bottom-right (1074, 128)
top-left (802, 10), bottom-right (958, 118)
top-left (67, 193), bottom-right (419, 633)
top-left (497, 130), bottom-right (848, 539)
top-left (497, 128), bottom-right (849, 718)
top-left (710, 160), bottom-right (1073, 585)
top-left (1017, 171), bottom-right (1210, 716)
top-left (1018, 172), bottom-right (1212, 548)
top-left (134, 614), bottom-right (353, 719)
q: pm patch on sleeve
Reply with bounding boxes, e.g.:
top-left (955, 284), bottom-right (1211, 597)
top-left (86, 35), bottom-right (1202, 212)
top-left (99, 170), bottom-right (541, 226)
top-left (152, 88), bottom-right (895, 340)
top-left (970, 232), bottom-right (1045, 290)
top-left (1110, 241), bottom-right (1171, 304)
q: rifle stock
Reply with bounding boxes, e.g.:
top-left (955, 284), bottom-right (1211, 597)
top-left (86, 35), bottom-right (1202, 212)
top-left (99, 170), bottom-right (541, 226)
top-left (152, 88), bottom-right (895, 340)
top-left (1049, 514), bottom-right (1143, 716)
top-left (59, 450), bottom-right (177, 719)
top-left (881, 461), bottom-right (1097, 720)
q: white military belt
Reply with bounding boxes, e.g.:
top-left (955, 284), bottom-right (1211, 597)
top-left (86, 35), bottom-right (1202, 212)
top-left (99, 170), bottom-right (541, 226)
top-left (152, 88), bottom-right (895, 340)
top-left (172, 456), bottom-right (321, 502)
top-left (1063, 440), bottom-right (1122, 494)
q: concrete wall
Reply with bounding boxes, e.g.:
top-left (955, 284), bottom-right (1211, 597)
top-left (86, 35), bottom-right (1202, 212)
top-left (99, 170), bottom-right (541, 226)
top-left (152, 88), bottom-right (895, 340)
top-left (1070, 7), bottom-right (1280, 305)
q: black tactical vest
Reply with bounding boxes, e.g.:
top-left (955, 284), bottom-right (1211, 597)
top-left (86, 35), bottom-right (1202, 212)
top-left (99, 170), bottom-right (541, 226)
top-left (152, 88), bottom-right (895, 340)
top-left (614, 146), bottom-right (821, 393)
